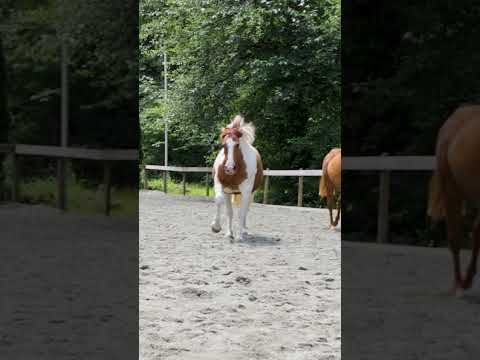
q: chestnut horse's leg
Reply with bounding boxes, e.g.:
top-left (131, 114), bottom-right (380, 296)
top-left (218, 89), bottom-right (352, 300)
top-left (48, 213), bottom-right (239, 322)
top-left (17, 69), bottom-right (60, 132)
top-left (224, 193), bottom-right (234, 239)
top-left (444, 187), bottom-right (464, 295)
top-left (333, 193), bottom-right (341, 227)
top-left (462, 215), bottom-right (480, 289)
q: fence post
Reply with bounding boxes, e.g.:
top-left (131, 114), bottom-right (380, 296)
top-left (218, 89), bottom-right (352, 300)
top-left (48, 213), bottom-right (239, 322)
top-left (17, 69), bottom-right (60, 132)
top-left (57, 158), bottom-right (67, 211)
top-left (297, 169), bottom-right (304, 207)
top-left (142, 164), bottom-right (148, 190)
top-left (377, 153), bottom-right (390, 243)
top-left (103, 161), bottom-right (112, 216)
top-left (263, 169), bottom-right (270, 204)
top-left (163, 171), bottom-right (168, 193)
top-left (10, 151), bottom-right (19, 202)
top-left (205, 172), bottom-right (210, 197)
top-left (182, 172), bottom-right (186, 195)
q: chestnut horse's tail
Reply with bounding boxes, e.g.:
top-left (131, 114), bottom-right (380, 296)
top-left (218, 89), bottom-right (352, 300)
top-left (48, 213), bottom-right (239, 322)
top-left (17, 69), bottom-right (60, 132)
top-left (427, 172), bottom-right (446, 221)
top-left (319, 174), bottom-right (329, 198)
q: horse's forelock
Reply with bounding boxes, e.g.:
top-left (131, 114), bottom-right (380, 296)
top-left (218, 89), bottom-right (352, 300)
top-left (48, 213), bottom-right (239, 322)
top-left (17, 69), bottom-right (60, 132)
top-left (221, 127), bottom-right (243, 143)
top-left (229, 115), bottom-right (244, 129)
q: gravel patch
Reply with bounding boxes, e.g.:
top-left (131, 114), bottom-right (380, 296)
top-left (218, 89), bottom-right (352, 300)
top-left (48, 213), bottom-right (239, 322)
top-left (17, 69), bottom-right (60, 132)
top-left (140, 191), bottom-right (340, 360)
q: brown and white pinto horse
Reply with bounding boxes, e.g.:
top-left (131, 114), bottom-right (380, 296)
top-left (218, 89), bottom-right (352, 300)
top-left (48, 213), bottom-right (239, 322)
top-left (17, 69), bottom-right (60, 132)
top-left (319, 148), bottom-right (341, 229)
top-left (428, 105), bottom-right (480, 296)
top-left (211, 115), bottom-right (263, 240)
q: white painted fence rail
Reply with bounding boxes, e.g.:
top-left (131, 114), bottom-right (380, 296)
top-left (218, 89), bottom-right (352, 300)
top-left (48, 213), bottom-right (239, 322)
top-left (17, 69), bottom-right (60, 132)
top-left (143, 165), bottom-right (323, 207)
top-left (343, 154), bottom-right (436, 243)
top-left (1, 143), bottom-right (138, 215)
top-left (343, 156), bottom-right (435, 170)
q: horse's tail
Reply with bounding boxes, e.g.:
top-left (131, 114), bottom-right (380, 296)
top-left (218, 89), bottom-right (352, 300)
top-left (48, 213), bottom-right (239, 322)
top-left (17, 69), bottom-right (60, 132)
top-left (319, 174), bottom-right (329, 198)
top-left (232, 193), bottom-right (253, 207)
top-left (427, 172), bottom-right (446, 221)
top-left (232, 193), bottom-right (242, 207)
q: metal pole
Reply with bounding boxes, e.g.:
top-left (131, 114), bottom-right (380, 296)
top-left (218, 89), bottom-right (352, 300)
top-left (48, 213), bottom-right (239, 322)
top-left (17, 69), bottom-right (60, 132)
top-left (164, 51), bottom-right (168, 167)
top-left (57, 0), bottom-right (69, 211)
top-left (61, 18), bottom-right (69, 148)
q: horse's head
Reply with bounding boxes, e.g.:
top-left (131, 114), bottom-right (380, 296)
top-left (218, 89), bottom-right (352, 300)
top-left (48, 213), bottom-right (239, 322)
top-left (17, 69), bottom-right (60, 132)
top-left (220, 126), bottom-right (243, 175)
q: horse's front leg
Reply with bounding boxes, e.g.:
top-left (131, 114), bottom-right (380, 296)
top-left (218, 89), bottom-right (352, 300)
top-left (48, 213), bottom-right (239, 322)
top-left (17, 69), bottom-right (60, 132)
top-left (238, 183), bottom-right (254, 240)
top-left (224, 193), bottom-right (234, 239)
top-left (211, 179), bottom-right (224, 233)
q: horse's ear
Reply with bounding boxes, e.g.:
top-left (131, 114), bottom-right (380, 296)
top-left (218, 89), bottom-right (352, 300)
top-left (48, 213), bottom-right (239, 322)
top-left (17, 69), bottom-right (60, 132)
top-left (231, 115), bottom-right (244, 128)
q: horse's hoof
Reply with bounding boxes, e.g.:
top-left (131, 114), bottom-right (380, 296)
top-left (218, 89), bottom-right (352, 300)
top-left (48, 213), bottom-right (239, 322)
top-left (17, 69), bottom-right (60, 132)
top-left (462, 278), bottom-right (474, 290)
top-left (455, 287), bottom-right (465, 298)
top-left (447, 282), bottom-right (464, 297)
top-left (211, 222), bottom-right (221, 233)
top-left (225, 232), bottom-right (234, 239)
top-left (238, 231), bottom-right (248, 241)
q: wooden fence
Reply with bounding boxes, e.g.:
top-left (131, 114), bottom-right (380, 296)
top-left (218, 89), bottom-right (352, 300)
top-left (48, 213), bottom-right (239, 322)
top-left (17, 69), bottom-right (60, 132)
top-left (343, 154), bottom-right (436, 243)
top-left (1, 143), bottom-right (138, 215)
top-left (144, 155), bottom-right (437, 243)
top-left (142, 165), bottom-right (323, 207)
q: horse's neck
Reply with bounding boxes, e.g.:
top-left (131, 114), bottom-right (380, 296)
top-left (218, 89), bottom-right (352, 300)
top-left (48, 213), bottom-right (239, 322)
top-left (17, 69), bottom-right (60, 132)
top-left (239, 141), bottom-right (255, 155)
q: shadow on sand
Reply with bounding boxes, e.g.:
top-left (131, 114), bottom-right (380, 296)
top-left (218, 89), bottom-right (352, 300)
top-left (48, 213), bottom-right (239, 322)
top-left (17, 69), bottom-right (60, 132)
top-left (235, 233), bottom-right (282, 246)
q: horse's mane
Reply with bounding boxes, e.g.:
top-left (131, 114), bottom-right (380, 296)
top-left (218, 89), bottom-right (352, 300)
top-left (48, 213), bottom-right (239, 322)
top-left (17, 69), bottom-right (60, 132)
top-left (227, 115), bottom-right (256, 145)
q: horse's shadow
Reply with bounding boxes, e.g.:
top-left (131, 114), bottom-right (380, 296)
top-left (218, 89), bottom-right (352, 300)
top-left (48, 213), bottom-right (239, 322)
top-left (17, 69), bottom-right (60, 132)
top-left (233, 233), bottom-right (281, 246)
top-left (460, 292), bottom-right (480, 304)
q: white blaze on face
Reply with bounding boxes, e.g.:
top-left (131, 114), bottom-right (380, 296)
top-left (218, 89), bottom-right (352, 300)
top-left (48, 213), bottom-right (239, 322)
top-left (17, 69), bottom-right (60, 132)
top-left (224, 137), bottom-right (236, 174)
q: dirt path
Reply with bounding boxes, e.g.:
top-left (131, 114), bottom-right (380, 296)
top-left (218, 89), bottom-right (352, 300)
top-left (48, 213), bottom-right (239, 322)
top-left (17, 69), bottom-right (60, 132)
top-left (343, 240), bottom-right (480, 359)
top-left (140, 191), bottom-right (341, 360)
top-left (0, 203), bottom-right (137, 359)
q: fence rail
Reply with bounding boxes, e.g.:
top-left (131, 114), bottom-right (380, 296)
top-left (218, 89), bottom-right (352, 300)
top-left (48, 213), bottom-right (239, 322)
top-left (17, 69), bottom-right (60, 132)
top-left (1, 143), bottom-right (138, 215)
top-left (145, 155), bottom-right (437, 242)
top-left (143, 165), bottom-right (323, 207)
top-left (343, 154), bottom-right (436, 243)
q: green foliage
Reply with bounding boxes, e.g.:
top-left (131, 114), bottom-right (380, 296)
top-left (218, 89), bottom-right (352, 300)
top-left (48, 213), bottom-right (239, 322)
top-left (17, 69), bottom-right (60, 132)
top-left (343, 1), bottom-right (480, 242)
top-left (2, 1), bottom-right (138, 194)
top-left (141, 0), bottom-right (340, 206)
top-left (19, 177), bottom-right (138, 216)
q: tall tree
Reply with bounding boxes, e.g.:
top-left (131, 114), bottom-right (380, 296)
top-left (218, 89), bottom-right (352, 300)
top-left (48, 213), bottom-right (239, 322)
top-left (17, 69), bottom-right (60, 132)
top-left (0, 36), bottom-right (9, 143)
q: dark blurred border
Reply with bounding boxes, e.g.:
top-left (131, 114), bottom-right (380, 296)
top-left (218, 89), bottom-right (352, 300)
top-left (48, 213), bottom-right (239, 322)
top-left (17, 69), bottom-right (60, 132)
top-left (1, 1), bottom-right (138, 358)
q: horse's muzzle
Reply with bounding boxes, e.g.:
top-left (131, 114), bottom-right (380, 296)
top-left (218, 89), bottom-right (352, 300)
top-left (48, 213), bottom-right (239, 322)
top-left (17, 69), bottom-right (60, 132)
top-left (225, 166), bottom-right (236, 175)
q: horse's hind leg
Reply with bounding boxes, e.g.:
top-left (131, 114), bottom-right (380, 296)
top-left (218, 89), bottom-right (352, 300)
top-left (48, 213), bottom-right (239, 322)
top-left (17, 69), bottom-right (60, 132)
top-left (445, 192), bottom-right (464, 295)
top-left (327, 194), bottom-right (335, 228)
top-left (333, 193), bottom-right (341, 227)
top-left (462, 215), bottom-right (480, 289)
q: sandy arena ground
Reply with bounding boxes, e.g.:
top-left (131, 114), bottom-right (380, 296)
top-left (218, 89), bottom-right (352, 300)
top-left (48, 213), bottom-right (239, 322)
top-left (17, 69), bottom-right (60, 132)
top-left (343, 240), bottom-right (480, 359)
top-left (0, 203), bottom-right (137, 359)
top-left (139, 191), bottom-right (341, 360)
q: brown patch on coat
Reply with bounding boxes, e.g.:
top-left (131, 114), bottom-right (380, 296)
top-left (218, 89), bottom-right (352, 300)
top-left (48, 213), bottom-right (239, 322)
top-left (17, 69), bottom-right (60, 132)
top-left (217, 144), bottom-right (247, 192)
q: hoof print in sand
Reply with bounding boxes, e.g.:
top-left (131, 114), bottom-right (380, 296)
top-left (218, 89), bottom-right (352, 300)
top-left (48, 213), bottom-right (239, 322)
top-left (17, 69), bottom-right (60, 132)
top-left (181, 287), bottom-right (210, 299)
top-left (235, 276), bottom-right (251, 285)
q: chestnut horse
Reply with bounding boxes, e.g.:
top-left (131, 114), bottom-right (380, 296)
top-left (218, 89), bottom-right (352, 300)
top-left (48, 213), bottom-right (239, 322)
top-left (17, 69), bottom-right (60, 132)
top-left (319, 148), bottom-right (341, 229)
top-left (211, 115), bottom-right (263, 240)
top-left (428, 105), bottom-right (480, 296)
